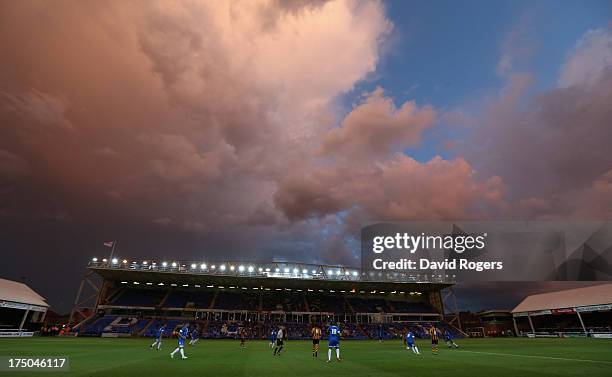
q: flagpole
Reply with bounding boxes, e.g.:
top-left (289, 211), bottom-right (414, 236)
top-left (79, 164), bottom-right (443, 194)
top-left (109, 241), bottom-right (116, 260)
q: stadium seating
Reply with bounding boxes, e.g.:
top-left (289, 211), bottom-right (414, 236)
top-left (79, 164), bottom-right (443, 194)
top-left (164, 290), bottom-right (214, 309)
top-left (261, 292), bottom-right (306, 312)
top-left (83, 287), bottom-right (447, 339)
top-left (112, 289), bottom-right (165, 307)
top-left (107, 287), bottom-right (435, 315)
top-left (82, 316), bottom-right (116, 335)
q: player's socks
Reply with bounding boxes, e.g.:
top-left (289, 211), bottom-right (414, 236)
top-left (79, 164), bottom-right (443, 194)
top-left (328, 349), bottom-right (332, 361)
top-left (180, 348), bottom-right (187, 359)
top-left (171, 348), bottom-right (179, 358)
top-left (335, 348), bottom-right (340, 360)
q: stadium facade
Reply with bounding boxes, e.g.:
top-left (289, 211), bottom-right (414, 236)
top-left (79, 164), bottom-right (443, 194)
top-left (0, 278), bottom-right (48, 337)
top-left (70, 257), bottom-right (461, 339)
top-left (512, 284), bottom-right (612, 338)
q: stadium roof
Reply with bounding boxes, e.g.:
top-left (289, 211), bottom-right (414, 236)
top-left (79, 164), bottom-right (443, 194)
top-left (87, 257), bottom-right (454, 293)
top-left (511, 283), bottom-right (612, 313)
top-left (0, 277), bottom-right (48, 308)
top-left (90, 267), bottom-right (451, 293)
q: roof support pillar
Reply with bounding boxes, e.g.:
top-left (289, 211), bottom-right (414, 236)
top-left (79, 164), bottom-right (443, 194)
top-left (527, 313), bottom-right (535, 335)
top-left (19, 308), bottom-right (30, 332)
top-left (576, 309), bottom-right (587, 335)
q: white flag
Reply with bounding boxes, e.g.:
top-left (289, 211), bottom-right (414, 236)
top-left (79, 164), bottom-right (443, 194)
top-left (103, 241), bottom-right (115, 248)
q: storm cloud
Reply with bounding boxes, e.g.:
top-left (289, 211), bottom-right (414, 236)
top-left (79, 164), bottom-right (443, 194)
top-left (0, 2), bottom-right (610, 311)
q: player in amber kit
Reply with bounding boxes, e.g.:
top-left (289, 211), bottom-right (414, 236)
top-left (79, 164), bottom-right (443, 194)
top-left (239, 327), bottom-right (247, 349)
top-left (429, 325), bottom-right (439, 354)
top-left (311, 324), bottom-right (322, 357)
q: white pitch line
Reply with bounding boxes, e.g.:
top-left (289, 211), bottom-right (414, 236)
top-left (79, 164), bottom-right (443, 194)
top-left (457, 350), bottom-right (612, 364)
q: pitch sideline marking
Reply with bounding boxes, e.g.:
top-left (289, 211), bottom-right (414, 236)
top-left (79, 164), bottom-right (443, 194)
top-left (457, 350), bottom-right (612, 364)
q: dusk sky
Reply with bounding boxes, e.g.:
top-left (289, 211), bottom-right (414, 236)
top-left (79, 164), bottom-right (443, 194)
top-left (1, 0), bottom-right (611, 313)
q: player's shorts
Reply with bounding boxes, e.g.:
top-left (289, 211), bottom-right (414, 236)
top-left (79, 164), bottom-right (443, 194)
top-left (312, 339), bottom-right (319, 345)
top-left (407, 341), bottom-right (414, 347)
top-left (328, 339), bottom-right (339, 348)
top-left (156, 337), bottom-right (162, 342)
top-left (431, 339), bottom-right (438, 345)
top-left (276, 339), bottom-right (284, 346)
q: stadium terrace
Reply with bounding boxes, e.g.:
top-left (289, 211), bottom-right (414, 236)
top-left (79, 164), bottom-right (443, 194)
top-left (67, 257), bottom-right (458, 340)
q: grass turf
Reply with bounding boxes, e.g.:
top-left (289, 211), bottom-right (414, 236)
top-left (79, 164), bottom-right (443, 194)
top-left (0, 337), bottom-right (611, 377)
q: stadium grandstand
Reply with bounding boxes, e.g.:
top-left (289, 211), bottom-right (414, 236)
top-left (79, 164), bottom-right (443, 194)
top-left (512, 283), bottom-right (612, 338)
top-left (0, 277), bottom-right (48, 337)
top-left (68, 257), bottom-right (463, 341)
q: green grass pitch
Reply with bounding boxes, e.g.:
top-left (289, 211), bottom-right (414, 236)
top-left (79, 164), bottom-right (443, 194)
top-left (1, 337), bottom-right (611, 377)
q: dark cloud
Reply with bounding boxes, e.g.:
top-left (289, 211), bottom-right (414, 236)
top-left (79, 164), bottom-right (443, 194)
top-left (0, 2), bottom-right (609, 314)
top-left (460, 28), bottom-right (612, 219)
top-left (0, 0), bottom-right (392, 312)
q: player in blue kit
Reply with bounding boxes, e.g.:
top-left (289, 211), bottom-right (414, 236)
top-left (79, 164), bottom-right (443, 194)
top-left (326, 323), bottom-right (341, 362)
top-left (150, 323), bottom-right (166, 350)
top-left (444, 329), bottom-right (459, 349)
top-left (269, 328), bottom-right (277, 349)
top-left (189, 326), bottom-right (199, 346)
top-left (170, 324), bottom-right (189, 360)
top-left (405, 330), bottom-right (420, 354)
